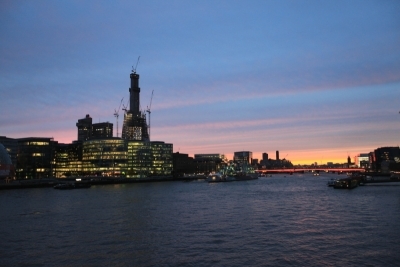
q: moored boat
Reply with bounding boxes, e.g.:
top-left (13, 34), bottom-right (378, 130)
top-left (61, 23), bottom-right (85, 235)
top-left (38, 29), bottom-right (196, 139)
top-left (206, 173), bottom-right (235, 183)
top-left (233, 162), bottom-right (258, 181)
top-left (333, 178), bottom-right (358, 189)
top-left (54, 182), bottom-right (91, 189)
top-left (54, 183), bottom-right (75, 190)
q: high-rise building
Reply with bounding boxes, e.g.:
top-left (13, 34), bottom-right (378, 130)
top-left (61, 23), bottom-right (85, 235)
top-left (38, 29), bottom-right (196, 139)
top-left (276, 150), bottom-right (279, 161)
top-left (76, 115), bottom-right (113, 141)
top-left (76, 114), bottom-right (93, 141)
top-left (234, 151), bottom-right (252, 164)
top-left (122, 70), bottom-right (149, 141)
top-left (92, 122), bottom-right (113, 139)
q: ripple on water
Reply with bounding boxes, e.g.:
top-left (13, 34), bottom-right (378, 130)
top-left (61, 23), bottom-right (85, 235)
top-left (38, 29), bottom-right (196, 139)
top-left (1, 174), bottom-right (400, 266)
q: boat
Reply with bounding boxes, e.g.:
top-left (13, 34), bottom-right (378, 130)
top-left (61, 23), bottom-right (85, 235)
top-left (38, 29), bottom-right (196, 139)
top-left (54, 183), bottom-right (75, 190)
top-left (54, 182), bottom-right (91, 189)
top-left (206, 172), bottom-right (235, 183)
top-left (206, 162), bottom-right (258, 182)
top-left (232, 163), bottom-right (258, 181)
top-left (333, 178), bottom-right (358, 189)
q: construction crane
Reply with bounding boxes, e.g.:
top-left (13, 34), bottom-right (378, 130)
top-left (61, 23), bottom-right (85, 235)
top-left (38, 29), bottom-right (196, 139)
top-left (122, 103), bottom-right (128, 114)
top-left (132, 56), bottom-right (140, 73)
top-left (146, 90), bottom-right (154, 141)
top-left (114, 98), bottom-right (124, 138)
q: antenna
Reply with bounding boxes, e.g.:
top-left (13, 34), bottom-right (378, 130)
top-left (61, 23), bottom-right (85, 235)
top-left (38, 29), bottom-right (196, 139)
top-left (132, 56), bottom-right (140, 73)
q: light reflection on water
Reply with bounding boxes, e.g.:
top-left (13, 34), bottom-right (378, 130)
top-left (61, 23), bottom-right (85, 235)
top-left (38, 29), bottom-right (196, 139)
top-left (1, 173), bottom-right (400, 266)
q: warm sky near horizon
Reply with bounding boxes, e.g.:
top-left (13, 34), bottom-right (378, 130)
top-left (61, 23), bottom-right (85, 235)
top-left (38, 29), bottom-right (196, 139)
top-left (1, 0), bottom-right (399, 165)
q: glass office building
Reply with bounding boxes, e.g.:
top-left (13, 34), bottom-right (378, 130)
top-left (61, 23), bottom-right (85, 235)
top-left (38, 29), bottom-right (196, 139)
top-left (126, 141), bottom-right (173, 178)
top-left (151, 141), bottom-right (173, 176)
top-left (82, 138), bottom-right (127, 177)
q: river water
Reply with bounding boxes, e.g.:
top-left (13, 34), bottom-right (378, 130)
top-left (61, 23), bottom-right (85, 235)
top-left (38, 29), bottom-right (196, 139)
top-left (1, 173), bottom-right (400, 266)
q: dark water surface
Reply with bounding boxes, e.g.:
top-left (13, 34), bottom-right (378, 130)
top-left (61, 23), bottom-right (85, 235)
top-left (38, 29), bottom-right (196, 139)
top-left (1, 173), bottom-right (400, 266)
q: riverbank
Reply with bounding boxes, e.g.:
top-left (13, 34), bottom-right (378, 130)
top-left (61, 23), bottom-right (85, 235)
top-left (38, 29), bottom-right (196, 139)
top-left (0, 175), bottom-right (208, 190)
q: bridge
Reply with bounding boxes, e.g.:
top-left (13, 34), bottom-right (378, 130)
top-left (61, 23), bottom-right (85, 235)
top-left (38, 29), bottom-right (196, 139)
top-left (256, 168), bottom-right (365, 174)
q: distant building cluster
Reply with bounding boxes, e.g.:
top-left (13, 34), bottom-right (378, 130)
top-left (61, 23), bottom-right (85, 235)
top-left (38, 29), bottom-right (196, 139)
top-left (0, 70), bottom-right (172, 179)
top-left (357, 147), bottom-right (400, 173)
top-left (1, 70), bottom-right (400, 180)
top-left (172, 150), bottom-right (294, 177)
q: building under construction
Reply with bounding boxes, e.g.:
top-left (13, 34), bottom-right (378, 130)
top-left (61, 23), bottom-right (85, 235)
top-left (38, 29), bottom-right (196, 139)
top-left (121, 70), bottom-right (149, 141)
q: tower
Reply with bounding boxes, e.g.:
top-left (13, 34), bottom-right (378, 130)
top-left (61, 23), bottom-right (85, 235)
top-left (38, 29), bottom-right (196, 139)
top-left (122, 69), bottom-right (149, 141)
top-left (76, 114), bottom-right (92, 141)
top-left (129, 72), bottom-right (140, 115)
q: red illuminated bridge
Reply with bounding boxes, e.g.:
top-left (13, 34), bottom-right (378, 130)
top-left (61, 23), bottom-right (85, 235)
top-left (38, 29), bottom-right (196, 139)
top-left (257, 168), bottom-right (365, 174)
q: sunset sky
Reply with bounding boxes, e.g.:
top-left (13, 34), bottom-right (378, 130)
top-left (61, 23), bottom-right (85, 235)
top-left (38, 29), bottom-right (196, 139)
top-left (1, 0), bottom-right (399, 165)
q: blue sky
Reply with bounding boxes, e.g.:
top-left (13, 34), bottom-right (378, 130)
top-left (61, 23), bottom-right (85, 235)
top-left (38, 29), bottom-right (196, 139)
top-left (1, 0), bottom-right (399, 164)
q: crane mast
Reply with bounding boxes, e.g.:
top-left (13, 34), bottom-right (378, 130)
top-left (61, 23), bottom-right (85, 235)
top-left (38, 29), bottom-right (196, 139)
top-left (114, 98), bottom-right (124, 138)
top-left (146, 90), bottom-right (154, 141)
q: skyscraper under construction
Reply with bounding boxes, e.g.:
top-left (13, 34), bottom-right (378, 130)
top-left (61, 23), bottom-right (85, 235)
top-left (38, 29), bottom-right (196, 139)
top-left (121, 69), bottom-right (149, 141)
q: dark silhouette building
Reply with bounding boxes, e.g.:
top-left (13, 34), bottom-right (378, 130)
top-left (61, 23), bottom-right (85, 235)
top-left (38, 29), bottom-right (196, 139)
top-left (173, 152), bottom-right (195, 177)
top-left (122, 70), bottom-right (149, 141)
top-left (76, 114), bottom-right (93, 141)
top-left (16, 137), bottom-right (57, 179)
top-left (372, 146), bottom-right (400, 172)
top-left (92, 122), bottom-right (113, 139)
top-left (234, 151), bottom-right (252, 164)
top-left (76, 114), bottom-right (113, 141)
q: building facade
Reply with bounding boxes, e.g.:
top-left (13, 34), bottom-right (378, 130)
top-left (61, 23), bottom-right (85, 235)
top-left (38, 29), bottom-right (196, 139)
top-left (151, 141), bottom-right (173, 176)
top-left (54, 142), bottom-right (83, 178)
top-left (173, 152), bottom-right (195, 177)
top-left (355, 153), bottom-right (369, 169)
top-left (82, 138), bottom-right (128, 177)
top-left (16, 137), bottom-right (57, 179)
top-left (125, 141), bottom-right (173, 178)
top-left (76, 114), bottom-right (113, 141)
top-left (234, 151), bottom-right (253, 164)
top-left (76, 114), bottom-right (93, 141)
top-left (371, 146), bottom-right (400, 173)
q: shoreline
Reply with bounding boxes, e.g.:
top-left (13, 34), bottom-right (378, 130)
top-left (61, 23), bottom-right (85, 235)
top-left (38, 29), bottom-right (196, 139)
top-left (0, 175), bottom-right (208, 190)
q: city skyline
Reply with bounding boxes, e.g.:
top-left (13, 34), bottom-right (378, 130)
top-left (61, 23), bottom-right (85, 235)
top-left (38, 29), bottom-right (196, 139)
top-left (1, 1), bottom-right (399, 164)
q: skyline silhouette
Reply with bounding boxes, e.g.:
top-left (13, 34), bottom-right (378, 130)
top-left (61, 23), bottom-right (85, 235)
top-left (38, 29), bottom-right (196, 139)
top-left (1, 1), bottom-right (399, 164)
